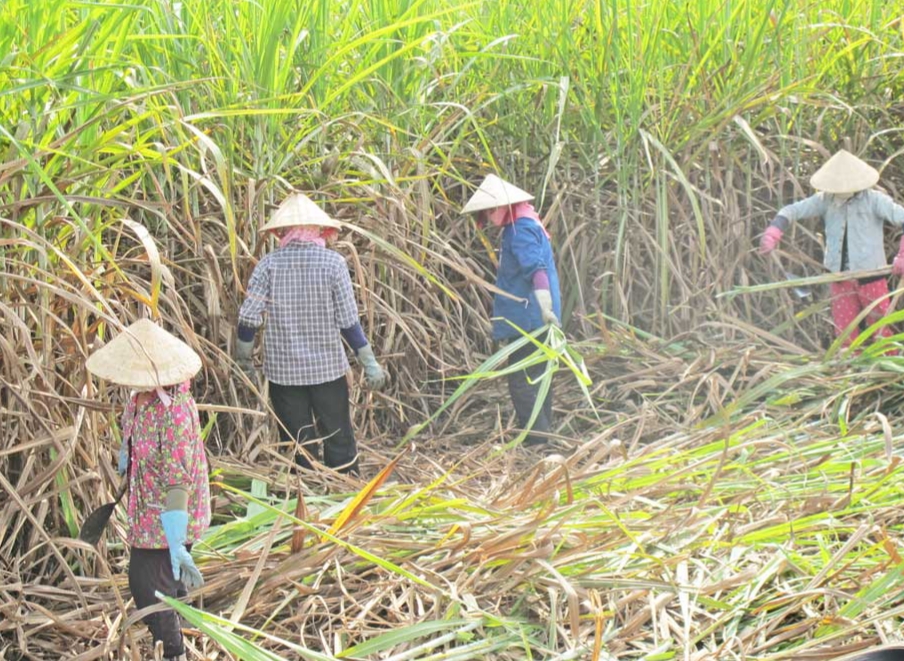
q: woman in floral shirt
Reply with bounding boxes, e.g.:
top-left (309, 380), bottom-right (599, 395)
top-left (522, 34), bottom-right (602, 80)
top-left (86, 318), bottom-right (210, 661)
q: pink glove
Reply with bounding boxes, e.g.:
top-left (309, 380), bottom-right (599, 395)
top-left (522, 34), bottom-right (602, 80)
top-left (759, 226), bottom-right (783, 255)
top-left (893, 236), bottom-right (904, 277)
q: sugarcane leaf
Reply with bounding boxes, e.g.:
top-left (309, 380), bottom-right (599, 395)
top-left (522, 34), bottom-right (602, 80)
top-left (326, 448), bottom-right (407, 538)
top-left (157, 593), bottom-right (332, 660)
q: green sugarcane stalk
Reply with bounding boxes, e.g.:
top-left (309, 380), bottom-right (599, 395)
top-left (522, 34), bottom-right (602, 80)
top-left (719, 267), bottom-right (895, 299)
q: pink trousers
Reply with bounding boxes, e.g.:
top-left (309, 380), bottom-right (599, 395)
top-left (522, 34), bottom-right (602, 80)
top-left (829, 279), bottom-right (894, 347)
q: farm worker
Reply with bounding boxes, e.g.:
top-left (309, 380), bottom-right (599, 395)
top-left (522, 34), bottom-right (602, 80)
top-left (462, 174), bottom-right (562, 445)
top-left (85, 318), bottom-right (209, 661)
top-left (234, 193), bottom-right (387, 475)
top-left (759, 149), bottom-right (904, 348)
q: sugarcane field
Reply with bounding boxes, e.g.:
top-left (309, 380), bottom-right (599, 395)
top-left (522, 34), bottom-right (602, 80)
top-left (5, 1), bottom-right (904, 660)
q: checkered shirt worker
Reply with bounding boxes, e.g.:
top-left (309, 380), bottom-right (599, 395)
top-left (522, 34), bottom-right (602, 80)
top-left (235, 194), bottom-right (387, 475)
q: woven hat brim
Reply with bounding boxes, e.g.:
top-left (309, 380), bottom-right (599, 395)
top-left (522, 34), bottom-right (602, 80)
top-left (810, 151), bottom-right (879, 194)
top-left (462, 175), bottom-right (534, 214)
top-left (86, 320), bottom-right (202, 388)
top-left (259, 215), bottom-right (342, 232)
top-left (259, 194), bottom-right (342, 232)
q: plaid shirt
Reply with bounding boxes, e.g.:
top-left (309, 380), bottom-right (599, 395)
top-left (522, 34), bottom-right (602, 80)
top-left (238, 242), bottom-right (360, 385)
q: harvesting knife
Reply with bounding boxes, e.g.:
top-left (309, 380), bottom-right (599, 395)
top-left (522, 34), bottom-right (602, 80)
top-left (78, 477), bottom-right (127, 545)
top-left (783, 271), bottom-right (813, 299)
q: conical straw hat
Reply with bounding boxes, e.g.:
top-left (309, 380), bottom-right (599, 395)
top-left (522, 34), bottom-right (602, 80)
top-left (259, 193), bottom-right (341, 233)
top-left (810, 149), bottom-right (879, 194)
top-left (86, 319), bottom-right (202, 388)
top-left (461, 174), bottom-right (534, 214)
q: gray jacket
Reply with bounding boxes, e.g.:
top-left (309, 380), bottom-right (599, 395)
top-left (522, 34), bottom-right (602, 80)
top-left (777, 190), bottom-right (904, 273)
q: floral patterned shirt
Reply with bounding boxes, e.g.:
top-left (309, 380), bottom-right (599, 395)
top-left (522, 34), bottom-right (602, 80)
top-left (121, 381), bottom-right (211, 549)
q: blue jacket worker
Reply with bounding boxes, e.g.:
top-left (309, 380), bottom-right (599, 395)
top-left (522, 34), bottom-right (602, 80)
top-left (463, 175), bottom-right (562, 445)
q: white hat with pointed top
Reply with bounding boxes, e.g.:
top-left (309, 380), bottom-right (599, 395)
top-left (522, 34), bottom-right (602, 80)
top-left (259, 193), bottom-right (341, 233)
top-left (462, 174), bottom-right (534, 214)
top-left (86, 319), bottom-right (202, 388)
top-left (810, 149), bottom-right (879, 194)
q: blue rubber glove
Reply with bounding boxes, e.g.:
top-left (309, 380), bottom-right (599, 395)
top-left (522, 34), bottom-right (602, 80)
top-left (160, 510), bottom-right (204, 590)
top-left (117, 439), bottom-right (128, 476)
top-left (356, 344), bottom-right (387, 390)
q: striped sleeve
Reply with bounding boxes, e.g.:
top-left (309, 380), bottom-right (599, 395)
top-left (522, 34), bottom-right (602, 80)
top-left (332, 258), bottom-right (360, 329)
top-left (238, 255), bottom-right (271, 329)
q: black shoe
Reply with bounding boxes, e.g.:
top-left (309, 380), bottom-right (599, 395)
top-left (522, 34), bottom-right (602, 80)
top-left (523, 434), bottom-right (549, 447)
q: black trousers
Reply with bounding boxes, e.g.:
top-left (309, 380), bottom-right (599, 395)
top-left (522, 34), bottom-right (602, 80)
top-left (128, 547), bottom-right (187, 659)
top-left (269, 377), bottom-right (358, 474)
top-left (507, 341), bottom-right (554, 444)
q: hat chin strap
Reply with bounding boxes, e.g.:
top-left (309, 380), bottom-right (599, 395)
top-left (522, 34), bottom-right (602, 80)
top-left (131, 385), bottom-right (172, 406)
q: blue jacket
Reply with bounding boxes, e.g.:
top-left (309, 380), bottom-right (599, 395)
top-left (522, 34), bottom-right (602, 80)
top-left (492, 217), bottom-right (561, 340)
top-left (777, 190), bottom-right (904, 272)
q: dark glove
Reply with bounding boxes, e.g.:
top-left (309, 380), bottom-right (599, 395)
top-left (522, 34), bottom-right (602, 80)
top-left (235, 338), bottom-right (255, 377)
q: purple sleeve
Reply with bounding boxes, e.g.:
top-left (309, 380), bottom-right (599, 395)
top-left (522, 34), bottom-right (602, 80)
top-left (237, 324), bottom-right (257, 342)
top-left (340, 322), bottom-right (368, 352)
top-left (532, 270), bottom-right (550, 291)
top-left (770, 215), bottom-right (790, 231)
